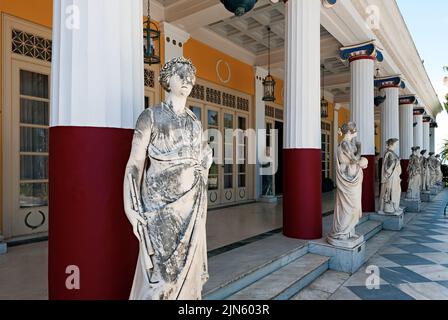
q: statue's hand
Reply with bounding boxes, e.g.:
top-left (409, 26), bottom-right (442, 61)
top-left (125, 208), bottom-right (147, 240)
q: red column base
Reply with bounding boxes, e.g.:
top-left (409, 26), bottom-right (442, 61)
top-left (362, 155), bottom-right (376, 213)
top-left (400, 159), bottom-right (410, 193)
top-left (49, 126), bottom-right (138, 300)
top-left (283, 149), bottom-right (322, 240)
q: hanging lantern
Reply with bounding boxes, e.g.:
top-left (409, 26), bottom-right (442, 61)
top-left (262, 74), bottom-right (276, 102)
top-left (321, 65), bottom-right (329, 118)
top-left (144, 0), bottom-right (160, 65)
top-left (221, 0), bottom-right (258, 16)
top-left (262, 27), bottom-right (276, 102)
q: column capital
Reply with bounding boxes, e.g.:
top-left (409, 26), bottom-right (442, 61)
top-left (413, 107), bottom-right (425, 116)
top-left (399, 95), bottom-right (418, 106)
top-left (430, 120), bottom-right (438, 128)
top-left (340, 40), bottom-right (384, 63)
top-left (375, 75), bottom-right (406, 90)
top-left (423, 115), bottom-right (432, 123)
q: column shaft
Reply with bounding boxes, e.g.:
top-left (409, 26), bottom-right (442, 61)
top-left (423, 121), bottom-right (430, 151)
top-left (380, 87), bottom-right (400, 156)
top-left (49, 0), bottom-right (144, 300)
top-left (414, 114), bottom-right (423, 149)
top-left (350, 58), bottom-right (376, 212)
top-left (283, 0), bottom-right (322, 239)
top-left (399, 104), bottom-right (414, 192)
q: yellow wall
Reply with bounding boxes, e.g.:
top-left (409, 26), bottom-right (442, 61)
top-left (184, 38), bottom-right (255, 96)
top-left (0, 0), bottom-right (52, 234)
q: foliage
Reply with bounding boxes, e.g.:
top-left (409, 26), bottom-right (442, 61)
top-left (441, 140), bottom-right (448, 164)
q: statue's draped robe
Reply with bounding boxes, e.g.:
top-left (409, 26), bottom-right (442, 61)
top-left (379, 150), bottom-right (402, 213)
top-left (130, 103), bottom-right (212, 300)
top-left (406, 154), bottom-right (421, 199)
top-left (329, 140), bottom-right (363, 240)
top-left (428, 156), bottom-right (437, 188)
top-left (421, 157), bottom-right (430, 191)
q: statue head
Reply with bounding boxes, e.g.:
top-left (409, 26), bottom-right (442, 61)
top-left (436, 154), bottom-right (441, 159)
top-left (429, 152), bottom-right (435, 157)
top-left (339, 122), bottom-right (358, 140)
top-left (411, 146), bottom-right (420, 155)
top-left (386, 138), bottom-right (399, 151)
top-left (159, 57), bottom-right (197, 97)
top-left (421, 150), bottom-right (427, 157)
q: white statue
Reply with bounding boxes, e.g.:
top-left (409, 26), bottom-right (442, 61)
top-left (123, 57), bottom-right (212, 300)
top-left (379, 138), bottom-right (403, 215)
top-left (327, 122), bottom-right (368, 247)
top-left (406, 147), bottom-right (422, 200)
top-left (428, 152), bottom-right (438, 188)
top-left (435, 154), bottom-right (444, 186)
top-left (420, 150), bottom-right (429, 191)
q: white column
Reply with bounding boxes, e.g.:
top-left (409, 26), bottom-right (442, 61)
top-left (333, 103), bottom-right (342, 179)
top-left (162, 22), bottom-right (190, 62)
top-left (423, 121), bottom-right (430, 152)
top-left (430, 127), bottom-right (435, 153)
top-left (414, 114), bottom-right (423, 149)
top-left (341, 41), bottom-right (382, 213)
top-left (283, 0), bottom-right (322, 239)
top-left (285, 0), bottom-right (320, 149)
top-left (399, 103), bottom-right (414, 160)
top-left (51, 0), bottom-right (144, 128)
top-left (380, 87), bottom-right (400, 156)
top-left (255, 67), bottom-right (268, 199)
top-left (349, 59), bottom-right (375, 156)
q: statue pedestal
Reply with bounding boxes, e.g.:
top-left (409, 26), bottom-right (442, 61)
top-left (258, 196), bottom-right (278, 203)
top-left (371, 212), bottom-right (404, 231)
top-left (421, 191), bottom-right (434, 202)
top-left (309, 237), bottom-right (366, 274)
top-left (430, 187), bottom-right (438, 195)
top-left (436, 185), bottom-right (444, 193)
top-left (0, 236), bottom-right (6, 255)
top-left (401, 198), bottom-right (422, 213)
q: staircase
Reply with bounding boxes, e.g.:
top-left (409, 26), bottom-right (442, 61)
top-left (204, 213), bottom-right (387, 300)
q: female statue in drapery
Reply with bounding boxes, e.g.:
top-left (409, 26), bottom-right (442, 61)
top-left (379, 138), bottom-right (402, 215)
top-left (420, 150), bottom-right (429, 191)
top-left (327, 122), bottom-right (368, 247)
top-left (428, 152), bottom-right (437, 188)
top-left (123, 57), bottom-right (212, 300)
top-left (435, 155), bottom-right (443, 186)
top-left (406, 147), bottom-right (422, 200)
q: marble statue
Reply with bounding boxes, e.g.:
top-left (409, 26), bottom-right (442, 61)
top-left (435, 154), bottom-right (444, 186)
top-left (420, 150), bottom-right (429, 191)
top-left (406, 147), bottom-right (422, 200)
top-left (123, 57), bottom-right (212, 300)
top-left (428, 152), bottom-right (437, 188)
top-left (327, 122), bottom-right (368, 248)
top-left (379, 138), bottom-right (403, 215)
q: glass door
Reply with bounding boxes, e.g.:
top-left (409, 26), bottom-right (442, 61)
top-left (11, 60), bottom-right (50, 237)
top-left (221, 112), bottom-right (235, 204)
top-left (236, 114), bottom-right (249, 201)
top-left (206, 106), bottom-right (221, 206)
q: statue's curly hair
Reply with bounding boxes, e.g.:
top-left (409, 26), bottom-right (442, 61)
top-left (386, 138), bottom-right (399, 147)
top-left (339, 122), bottom-right (357, 135)
top-left (158, 57), bottom-right (197, 92)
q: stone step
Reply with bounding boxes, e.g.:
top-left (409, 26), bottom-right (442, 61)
top-left (357, 219), bottom-right (383, 241)
top-left (227, 254), bottom-right (330, 300)
top-left (204, 234), bottom-right (308, 300)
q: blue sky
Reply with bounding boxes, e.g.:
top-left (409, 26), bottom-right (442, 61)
top-left (396, 0), bottom-right (448, 154)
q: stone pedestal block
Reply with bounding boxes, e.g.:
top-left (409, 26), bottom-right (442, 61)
top-left (421, 192), bottom-right (434, 202)
top-left (430, 187), bottom-right (438, 195)
top-left (371, 212), bottom-right (404, 231)
top-left (309, 238), bottom-right (366, 274)
top-left (0, 242), bottom-right (6, 255)
top-left (401, 198), bottom-right (422, 213)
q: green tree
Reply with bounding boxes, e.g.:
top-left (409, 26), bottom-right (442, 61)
top-left (441, 139), bottom-right (448, 164)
